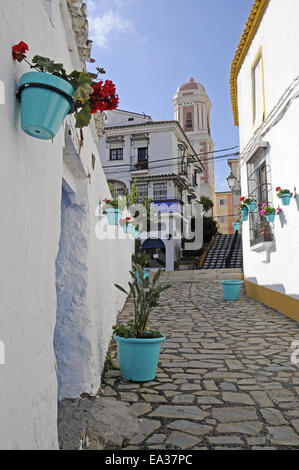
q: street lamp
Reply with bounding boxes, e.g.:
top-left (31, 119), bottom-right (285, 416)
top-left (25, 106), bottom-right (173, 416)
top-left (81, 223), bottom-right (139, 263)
top-left (227, 172), bottom-right (237, 190)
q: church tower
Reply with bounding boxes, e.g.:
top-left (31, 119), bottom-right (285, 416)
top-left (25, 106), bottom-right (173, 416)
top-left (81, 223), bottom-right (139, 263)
top-left (173, 78), bottom-right (215, 205)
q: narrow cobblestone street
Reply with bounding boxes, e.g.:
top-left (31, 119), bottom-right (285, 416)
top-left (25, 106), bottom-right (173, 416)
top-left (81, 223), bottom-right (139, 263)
top-left (101, 272), bottom-right (299, 450)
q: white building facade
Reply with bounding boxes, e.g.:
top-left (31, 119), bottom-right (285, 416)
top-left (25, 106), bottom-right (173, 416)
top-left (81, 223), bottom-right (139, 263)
top-left (0, 0), bottom-right (133, 449)
top-left (99, 110), bottom-right (203, 270)
top-left (230, 0), bottom-right (299, 320)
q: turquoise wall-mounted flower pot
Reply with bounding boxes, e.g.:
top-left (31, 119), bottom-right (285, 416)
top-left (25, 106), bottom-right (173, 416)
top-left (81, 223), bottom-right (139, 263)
top-left (114, 334), bottom-right (165, 382)
top-left (241, 208), bottom-right (248, 221)
top-left (232, 222), bottom-right (241, 232)
top-left (247, 202), bottom-right (257, 212)
top-left (131, 229), bottom-right (140, 238)
top-left (280, 193), bottom-right (292, 206)
top-left (122, 225), bottom-right (131, 234)
top-left (221, 280), bottom-right (243, 301)
top-left (18, 72), bottom-right (74, 140)
top-left (106, 208), bottom-right (121, 225)
top-left (134, 269), bottom-right (149, 285)
top-left (266, 213), bottom-right (275, 222)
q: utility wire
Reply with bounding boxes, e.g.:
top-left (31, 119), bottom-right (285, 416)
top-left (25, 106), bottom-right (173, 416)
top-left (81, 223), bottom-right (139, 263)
top-left (103, 152), bottom-right (240, 176)
top-left (102, 145), bottom-right (239, 169)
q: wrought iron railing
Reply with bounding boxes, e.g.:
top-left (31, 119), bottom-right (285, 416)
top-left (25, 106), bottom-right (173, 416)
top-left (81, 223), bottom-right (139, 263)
top-left (249, 208), bottom-right (272, 246)
top-left (133, 161), bottom-right (148, 170)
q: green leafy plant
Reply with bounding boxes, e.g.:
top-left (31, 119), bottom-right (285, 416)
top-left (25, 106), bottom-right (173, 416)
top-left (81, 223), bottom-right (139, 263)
top-left (103, 198), bottom-right (121, 210)
top-left (132, 251), bottom-right (150, 269)
top-left (12, 42), bottom-right (118, 129)
top-left (239, 202), bottom-right (248, 210)
top-left (260, 202), bottom-right (282, 216)
top-left (276, 186), bottom-right (293, 197)
top-left (113, 266), bottom-right (171, 338)
top-left (240, 196), bottom-right (256, 205)
top-left (199, 195), bottom-right (214, 213)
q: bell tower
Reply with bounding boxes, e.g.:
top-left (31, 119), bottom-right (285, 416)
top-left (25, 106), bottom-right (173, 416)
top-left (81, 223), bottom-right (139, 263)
top-left (173, 78), bottom-right (215, 204)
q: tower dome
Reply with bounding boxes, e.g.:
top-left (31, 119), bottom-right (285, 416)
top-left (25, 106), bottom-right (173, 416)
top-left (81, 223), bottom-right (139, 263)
top-left (173, 77), bottom-right (212, 134)
top-left (177, 77), bottom-right (207, 94)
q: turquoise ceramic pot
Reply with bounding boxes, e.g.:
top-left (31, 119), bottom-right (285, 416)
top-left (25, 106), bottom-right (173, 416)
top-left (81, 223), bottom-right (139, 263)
top-left (106, 208), bottom-right (121, 225)
top-left (134, 269), bottom-right (149, 285)
top-left (280, 193), bottom-right (292, 206)
top-left (266, 213), bottom-right (275, 222)
top-left (221, 280), bottom-right (243, 301)
top-left (122, 224), bottom-right (131, 234)
top-left (131, 228), bottom-right (140, 238)
top-left (241, 208), bottom-right (248, 221)
top-left (232, 222), bottom-right (241, 232)
top-left (247, 201), bottom-right (257, 212)
top-left (18, 72), bottom-right (74, 140)
top-left (114, 334), bottom-right (165, 381)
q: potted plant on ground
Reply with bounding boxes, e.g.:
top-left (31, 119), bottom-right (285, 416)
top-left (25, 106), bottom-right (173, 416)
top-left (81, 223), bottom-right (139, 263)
top-left (239, 198), bottom-right (249, 221)
top-left (113, 266), bottom-right (171, 381)
top-left (276, 187), bottom-right (293, 206)
top-left (132, 250), bottom-right (150, 284)
top-left (103, 198), bottom-right (123, 225)
top-left (232, 217), bottom-right (241, 232)
top-left (221, 280), bottom-right (243, 301)
top-left (12, 41), bottom-right (118, 139)
top-left (119, 217), bottom-right (133, 234)
top-left (260, 202), bottom-right (282, 222)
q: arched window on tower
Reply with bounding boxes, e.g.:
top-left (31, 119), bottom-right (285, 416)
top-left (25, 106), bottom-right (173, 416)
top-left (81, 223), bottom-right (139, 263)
top-left (186, 112), bottom-right (192, 129)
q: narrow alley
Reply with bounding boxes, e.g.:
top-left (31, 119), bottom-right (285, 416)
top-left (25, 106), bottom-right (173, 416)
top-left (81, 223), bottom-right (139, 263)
top-left (60, 271), bottom-right (299, 450)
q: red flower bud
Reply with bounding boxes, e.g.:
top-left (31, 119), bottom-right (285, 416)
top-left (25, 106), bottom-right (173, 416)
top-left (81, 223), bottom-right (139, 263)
top-left (12, 41), bottom-right (29, 62)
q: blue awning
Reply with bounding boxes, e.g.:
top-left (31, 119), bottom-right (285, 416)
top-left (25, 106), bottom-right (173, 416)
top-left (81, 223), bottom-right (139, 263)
top-left (142, 238), bottom-right (165, 249)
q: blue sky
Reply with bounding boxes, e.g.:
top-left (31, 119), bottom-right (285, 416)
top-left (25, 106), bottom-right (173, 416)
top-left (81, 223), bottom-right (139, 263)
top-left (86, 0), bottom-right (254, 192)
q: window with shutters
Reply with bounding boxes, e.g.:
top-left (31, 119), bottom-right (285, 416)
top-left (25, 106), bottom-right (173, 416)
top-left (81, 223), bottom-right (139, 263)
top-left (110, 148), bottom-right (123, 160)
top-left (136, 183), bottom-right (148, 200)
top-left (153, 182), bottom-right (167, 200)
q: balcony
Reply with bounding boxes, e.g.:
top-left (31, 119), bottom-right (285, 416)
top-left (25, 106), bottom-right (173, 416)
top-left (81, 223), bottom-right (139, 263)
top-left (250, 219), bottom-right (272, 247)
top-left (134, 161), bottom-right (148, 170)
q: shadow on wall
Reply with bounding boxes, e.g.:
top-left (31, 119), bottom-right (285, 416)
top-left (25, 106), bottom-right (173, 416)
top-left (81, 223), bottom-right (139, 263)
top-left (246, 277), bottom-right (299, 299)
top-left (278, 211), bottom-right (287, 228)
top-left (295, 193), bottom-right (299, 211)
top-left (54, 182), bottom-right (95, 400)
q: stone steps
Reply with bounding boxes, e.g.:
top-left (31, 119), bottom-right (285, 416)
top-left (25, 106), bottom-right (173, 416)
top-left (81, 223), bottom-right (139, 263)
top-left (155, 269), bottom-right (244, 282)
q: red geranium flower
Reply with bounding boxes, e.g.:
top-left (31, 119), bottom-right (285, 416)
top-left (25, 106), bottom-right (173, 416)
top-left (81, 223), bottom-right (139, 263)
top-left (240, 197), bottom-right (245, 201)
top-left (12, 41), bottom-right (29, 62)
top-left (89, 79), bottom-right (119, 114)
top-left (276, 186), bottom-right (281, 191)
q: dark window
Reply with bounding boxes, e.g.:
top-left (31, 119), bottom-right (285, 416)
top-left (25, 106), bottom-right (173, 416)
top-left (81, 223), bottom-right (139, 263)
top-left (247, 149), bottom-right (272, 246)
top-left (138, 147), bottom-right (148, 162)
top-left (186, 112), bottom-right (192, 129)
top-left (110, 148), bottom-right (123, 160)
top-left (128, 118), bottom-right (134, 121)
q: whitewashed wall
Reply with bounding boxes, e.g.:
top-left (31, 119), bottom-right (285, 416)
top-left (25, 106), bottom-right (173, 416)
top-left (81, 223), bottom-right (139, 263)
top-left (237, 0), bottom-right (299, 298)
top-left (0, 0), bottom-right (133, 450)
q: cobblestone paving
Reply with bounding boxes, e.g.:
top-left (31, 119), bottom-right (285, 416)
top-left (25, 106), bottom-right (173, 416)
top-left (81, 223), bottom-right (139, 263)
top-left (101, 276), bottom-right (299, 450)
